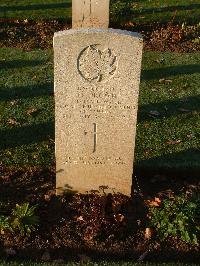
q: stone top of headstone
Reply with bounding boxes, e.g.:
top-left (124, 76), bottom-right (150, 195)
top-left (72, 0), bottom-right (110, 29)
top-left (54, 28), bottom-right (143, 39)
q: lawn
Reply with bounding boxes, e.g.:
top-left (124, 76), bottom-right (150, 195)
top-left (0, 47), bottom-right (199, 174)
top-left (0, 0), bottom-right (200, 24)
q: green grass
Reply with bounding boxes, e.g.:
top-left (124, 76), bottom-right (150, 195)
top-left (0, 48), bottom-right (54, 166)
top-left (0, 48), bottom-right (199, 173)
top-left (136, 51), bottom-right (200, 173)
top-left (0, 0), bottom-right (200, 24)
top-left (0, 0), bottom-right (72, 21)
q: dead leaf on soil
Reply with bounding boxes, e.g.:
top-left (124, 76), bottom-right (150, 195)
top-left (145, 197), bottom-right (162, 207)
top-left (144, 227), bottom-right (154, 240)
top-left (44, 194), bottom-right (52, 201)
top-left (114, 213), bottom-right (125, 222)
top-left (76, 216), bottom-right (84, 221)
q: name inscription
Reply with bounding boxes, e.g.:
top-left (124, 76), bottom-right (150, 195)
top-left (75, 85), bottom-right (134, 119)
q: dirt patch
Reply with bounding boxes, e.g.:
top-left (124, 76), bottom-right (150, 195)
top-left (0, 166), bottom-right (199, 263)
top-left (0, 19), bottom-right (199, 52)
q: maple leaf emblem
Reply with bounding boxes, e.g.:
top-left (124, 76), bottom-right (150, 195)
top-left (78, 45), bottom-right (117, 82)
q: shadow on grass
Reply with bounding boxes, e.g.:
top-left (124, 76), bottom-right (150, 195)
top-left (142, 64), bottom-right (200, 81)
top-left (0, 121), bottom-right (54, 150)
top-left (133, 4), bottom-right (200, 16)
top-left (135, 148), bottom-right (200, 180)
top-left (0, 83), bottom-right (53, 101)
top-left (115, 3), bottom-right (200, 18)
top-left (1, 2), bottom-right (71, 12)
top-left (138, 95), bottom-right (200, 122)
top-left (0, 59), bottom-right (47, 70)
top-left (110, 2), bottom-right (200, 25)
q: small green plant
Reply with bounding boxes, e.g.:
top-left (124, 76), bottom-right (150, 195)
top-left (12, 203), bottom-right (39, 236)
top-left (148, 193), bottom-right (200, 245)
top-left (0, 215), bottom-right (10, 232)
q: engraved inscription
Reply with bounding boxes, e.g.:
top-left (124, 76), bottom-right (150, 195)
top-left (75, 85), bottom-right (134, 119)
top-left (78, 45), bottom-right (117, 82)
top-left (65, 156), bottom-right (125, 165)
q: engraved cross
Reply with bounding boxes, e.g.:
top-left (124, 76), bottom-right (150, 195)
top-left (84, 123), bottom-right (98, 153)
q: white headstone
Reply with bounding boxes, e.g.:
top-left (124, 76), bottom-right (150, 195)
top-left (54, 1), bottom-right (143, 195)
top-left (72, 0), bottom-right (110, 29)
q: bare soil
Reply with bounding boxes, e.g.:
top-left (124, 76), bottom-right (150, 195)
top-left (0, 166), bottom-right (199, 263)
top-left (0, 19), bottom-right (199, 52)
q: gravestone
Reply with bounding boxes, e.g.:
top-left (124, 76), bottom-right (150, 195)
top-left (72, 0), bottom-right (109, 29)
top-left (54, 0), bottom-right (143, 195)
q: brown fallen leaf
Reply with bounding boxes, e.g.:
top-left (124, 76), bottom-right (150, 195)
top-left (125, 21), bottom-right (135, 27)
top-left (145, 197), bottom-right (162, 207)
top-left (76, 216), bottom-right (84, 221)
top-left (114, 213), bottom-right (125, 222)
top-left (7, 118), bottom-right (20, 126)
top-left (154, 197), bottom-right (161, 204)
top-left (144, 227), bottom-right (154, 240)
top-left (166, 139), bottom-right (181, 145)
top-left (154, 58), bottom-right (165, 64)
top-left (26, 108), bottom-right (39, 116)
top-left (10, 100), bottom-right (19, 106)
top-left (187, 134), bottom-right (194, 139)
top-left (45, 190), bottom-right (55, 201)
top-left (144, 123), bottom-right (150, 128)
